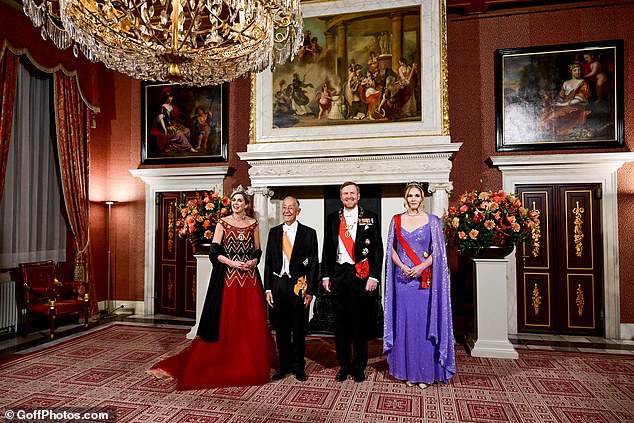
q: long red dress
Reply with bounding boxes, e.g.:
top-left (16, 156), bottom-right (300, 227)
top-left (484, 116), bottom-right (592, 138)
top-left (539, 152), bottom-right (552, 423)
top-left (149, 220), bottom-right (274, 390)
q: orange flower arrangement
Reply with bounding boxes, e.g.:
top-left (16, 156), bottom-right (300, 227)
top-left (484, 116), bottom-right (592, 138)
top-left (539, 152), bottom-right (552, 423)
top-left (175, 190), bottom-right (230, 245)
top-left (443, 190), bottom-right (541, 256)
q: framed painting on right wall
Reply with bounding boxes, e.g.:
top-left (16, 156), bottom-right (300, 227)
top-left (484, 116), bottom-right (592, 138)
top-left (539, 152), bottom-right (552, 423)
top-left (496, 39), bottom-right (624, 152)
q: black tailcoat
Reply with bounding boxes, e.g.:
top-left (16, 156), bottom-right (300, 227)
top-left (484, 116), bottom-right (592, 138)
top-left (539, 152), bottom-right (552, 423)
top-left (321, 207), bottom-right (383, 375)
top-left (264, 222), bottom-right (319, 372)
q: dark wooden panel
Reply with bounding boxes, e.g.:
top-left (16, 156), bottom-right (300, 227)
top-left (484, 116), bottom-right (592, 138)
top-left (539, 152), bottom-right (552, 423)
top-left (523, 273), bottom-right (551, 328)
top-left (517, 183), bottom-right (603, 336)
top-left (160, 264), bottom-right (177, 311)
top-left (517, 186), bottom-right (555, 333)
top-left (563, 189), bottom-right (594, 271)
top-left (184, 265), bottom-right (197, 316)
top-left (567, 274), bottom-right (595, 330)
top-left (156, 191), bottom-right (199, 317)
top-left (519, 190), bottom-right (550, 270)
top-left (161, 194), bottom-right (180, 262)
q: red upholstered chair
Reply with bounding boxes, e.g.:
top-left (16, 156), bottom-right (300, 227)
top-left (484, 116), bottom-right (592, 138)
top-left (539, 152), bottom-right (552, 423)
top-left (19, 261), bottom-right (89, 339)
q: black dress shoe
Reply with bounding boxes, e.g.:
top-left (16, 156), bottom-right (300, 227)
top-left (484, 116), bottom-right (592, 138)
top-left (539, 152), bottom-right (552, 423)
top-left (295, 371), bottom-right (307, 381)
top-left (353, 371), bottom-right (365, 383)
top-left (272, 370), bottom-right (290, 381)
top-left (335, 370), bottom-right (348, 382)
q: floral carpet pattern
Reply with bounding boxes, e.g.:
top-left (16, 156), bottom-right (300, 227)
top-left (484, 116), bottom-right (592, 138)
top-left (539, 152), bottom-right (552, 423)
top-left (0, 324), bottom-right (633, 422)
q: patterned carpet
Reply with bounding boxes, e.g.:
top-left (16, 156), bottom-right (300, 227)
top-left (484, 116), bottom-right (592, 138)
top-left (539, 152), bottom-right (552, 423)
top-left (0, 323), bottom-right (633, 422)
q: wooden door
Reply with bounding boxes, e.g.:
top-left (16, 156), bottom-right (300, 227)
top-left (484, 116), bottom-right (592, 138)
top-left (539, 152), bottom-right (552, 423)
top-left (155, 192), bottom-right (197, 318)
top-left (516, 184), bottom-right (603, 336)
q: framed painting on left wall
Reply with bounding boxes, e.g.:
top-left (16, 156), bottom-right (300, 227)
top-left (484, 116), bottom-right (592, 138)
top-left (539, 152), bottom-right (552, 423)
top-left (141, 82), bottom-right (228, 164)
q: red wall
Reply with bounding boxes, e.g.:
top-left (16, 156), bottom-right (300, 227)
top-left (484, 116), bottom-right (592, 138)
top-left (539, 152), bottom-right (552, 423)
top-left (447, 1), bottom-right (634, 322)
top-left (96, 73), bottom-right (252, 305)
top-left (2, 0), bottom-right (633, 324)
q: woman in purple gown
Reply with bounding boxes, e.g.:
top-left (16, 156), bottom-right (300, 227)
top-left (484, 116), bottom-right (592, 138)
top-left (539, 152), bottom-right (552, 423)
top-left (383, 182), bottom-right (455, 388)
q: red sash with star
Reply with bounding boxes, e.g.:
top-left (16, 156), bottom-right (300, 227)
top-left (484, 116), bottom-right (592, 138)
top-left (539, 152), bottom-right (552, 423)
top-left (339, 214), bottom-right (356, 261)
top-left (394, 214), bottom-right (431, 289)
top-left (339, 215), bottom-right (370, 279)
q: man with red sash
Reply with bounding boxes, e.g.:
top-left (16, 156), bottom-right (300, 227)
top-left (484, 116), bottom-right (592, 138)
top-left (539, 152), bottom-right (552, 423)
top-left (322, 181), bottom-right (384, 382)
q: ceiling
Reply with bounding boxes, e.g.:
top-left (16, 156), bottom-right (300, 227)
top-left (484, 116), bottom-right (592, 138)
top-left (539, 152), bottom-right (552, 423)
top-left (2, 0), bottom-right (604, 17)
top-left (445, 0), bottom-right (592, 15)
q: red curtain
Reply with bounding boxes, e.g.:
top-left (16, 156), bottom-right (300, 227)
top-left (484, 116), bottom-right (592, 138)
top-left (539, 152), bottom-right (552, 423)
top-left (0, 47), bottom-right (18, 203)
top-left (54, 72), bottom-right (97, 316)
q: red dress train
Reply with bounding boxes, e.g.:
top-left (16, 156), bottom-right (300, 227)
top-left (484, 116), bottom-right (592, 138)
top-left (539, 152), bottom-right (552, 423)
top-left (149, 221), bottom-right (274, 390)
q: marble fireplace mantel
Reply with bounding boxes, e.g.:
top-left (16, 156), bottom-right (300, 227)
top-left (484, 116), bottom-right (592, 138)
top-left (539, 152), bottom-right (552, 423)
top-left (238, 140), bottom-right (462, 214)
top-left (238, 140), bottom-right (462, 271)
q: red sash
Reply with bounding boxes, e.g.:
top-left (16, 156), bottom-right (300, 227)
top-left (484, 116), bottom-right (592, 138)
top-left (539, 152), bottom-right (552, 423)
top-left (394, 214), bottom-right (431, 289)
top-left (339, 215), bottom-right (370, 279)
top-left (339, 215), bottom-right (356, 261)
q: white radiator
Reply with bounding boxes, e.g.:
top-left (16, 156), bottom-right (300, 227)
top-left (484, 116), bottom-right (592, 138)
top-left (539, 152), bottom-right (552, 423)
top-left (0, 280), bottom-right (18, 333)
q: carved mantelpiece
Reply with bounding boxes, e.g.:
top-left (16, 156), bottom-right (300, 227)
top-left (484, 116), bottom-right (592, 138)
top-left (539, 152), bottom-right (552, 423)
top-left (239, 142), bottom-right (461, 218)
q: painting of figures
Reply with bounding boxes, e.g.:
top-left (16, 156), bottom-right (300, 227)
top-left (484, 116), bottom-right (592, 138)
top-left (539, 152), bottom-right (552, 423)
top-left (141, 82), bottom-right (227, 164)
top-left (272, 6), bottom-right (421, 129)
top-left (496, 40), bottom-right (623, 151)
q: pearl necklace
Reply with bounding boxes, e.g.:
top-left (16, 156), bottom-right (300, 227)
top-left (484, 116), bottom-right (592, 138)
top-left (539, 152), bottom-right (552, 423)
top-left (406, 210), bottom-right (422, 216)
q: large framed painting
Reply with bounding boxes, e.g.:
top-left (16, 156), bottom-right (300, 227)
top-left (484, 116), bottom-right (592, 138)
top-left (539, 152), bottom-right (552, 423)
top-left (141, 82), bottom-right (228, 164)
top-left (252, 0), bottom-right (447, 144)
top-left (496, 40), bottom-right (624, 152)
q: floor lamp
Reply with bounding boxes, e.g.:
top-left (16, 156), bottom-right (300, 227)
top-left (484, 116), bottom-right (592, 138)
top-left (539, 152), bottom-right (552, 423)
top-left (103, 201), bottom-right (116, 316)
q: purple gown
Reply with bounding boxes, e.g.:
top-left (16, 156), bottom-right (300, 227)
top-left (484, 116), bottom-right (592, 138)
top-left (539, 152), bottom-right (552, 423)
top-left (383, 213), bottom-right (456, 384)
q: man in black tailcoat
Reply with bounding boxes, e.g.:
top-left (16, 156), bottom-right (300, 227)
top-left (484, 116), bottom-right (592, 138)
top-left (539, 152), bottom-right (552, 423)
top-left (265, 196), bottom-right (319, 381)
top-left (321, 181), bottom-right (383, 382)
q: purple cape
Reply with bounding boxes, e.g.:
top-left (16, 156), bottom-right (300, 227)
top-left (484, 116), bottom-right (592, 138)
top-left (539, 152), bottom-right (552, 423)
top-left (383, 213), bottom-right (456, 380)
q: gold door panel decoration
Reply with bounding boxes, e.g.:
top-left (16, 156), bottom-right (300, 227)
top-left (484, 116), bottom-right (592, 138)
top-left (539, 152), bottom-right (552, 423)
top-left (567, 274), bottom-right (595, 329)
top-left (572, 201), bottom-right (584, 258)
top-left (576, 284), bottom-right (584, 317)
top-left (530, 201), bottom-right (541, 258)
top-left (565, 190), bottom-right (594, 271)
top-left (532, 283), bottom-right (542, 315)
top-left (161, 195), bottom-right (178, 262)
top-left (523, 273), bottom-right (550, 327)
top-left (520, 191), bottom-right (550, 270)
top-left (185, 266), bottom-right (197, 314)
top-left (167, 206), bottom-right (175, 254)
top-left (160, 264), bottom-right (177, 310)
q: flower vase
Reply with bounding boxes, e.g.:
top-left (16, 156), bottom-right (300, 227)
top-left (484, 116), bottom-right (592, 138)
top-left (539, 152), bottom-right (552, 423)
top-left (471, 245), bottom-right (515, 259)
top-left (194, 242), bottom-right (211, 255)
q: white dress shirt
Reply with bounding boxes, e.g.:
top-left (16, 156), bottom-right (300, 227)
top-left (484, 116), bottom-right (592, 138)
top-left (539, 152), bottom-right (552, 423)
top-left (280, 220), bottom-right (298, 277)
top-left (337, 207), bottom-right (358, 265)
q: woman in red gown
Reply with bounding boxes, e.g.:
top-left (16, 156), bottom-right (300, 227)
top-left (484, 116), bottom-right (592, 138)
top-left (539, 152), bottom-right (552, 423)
top-left (148, 187), bottom-right (274, 390)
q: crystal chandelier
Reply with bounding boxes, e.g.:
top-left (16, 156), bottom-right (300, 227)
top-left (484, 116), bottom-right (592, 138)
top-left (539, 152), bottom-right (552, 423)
top-left (23, 0), bottom-right (303, 86)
